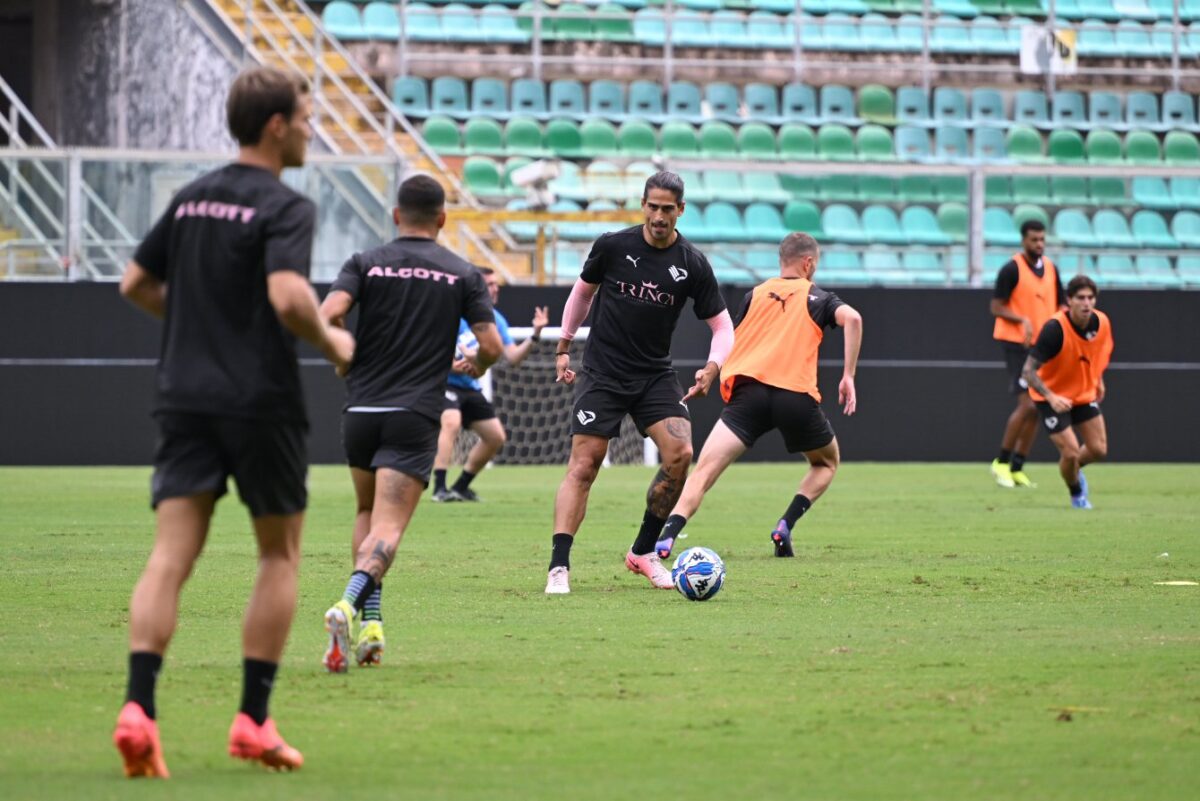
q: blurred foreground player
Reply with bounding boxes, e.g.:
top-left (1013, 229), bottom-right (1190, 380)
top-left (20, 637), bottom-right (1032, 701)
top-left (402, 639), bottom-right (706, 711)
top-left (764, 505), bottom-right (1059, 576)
top-left (113, 67), bottom-right (354, 777)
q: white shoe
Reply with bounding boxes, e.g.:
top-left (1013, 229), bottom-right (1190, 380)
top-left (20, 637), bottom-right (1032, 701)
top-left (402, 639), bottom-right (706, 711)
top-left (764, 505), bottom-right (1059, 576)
top-left (624, 551), bottom-right (675, 589)
top-left (545, 566), bottom-right (570, 594)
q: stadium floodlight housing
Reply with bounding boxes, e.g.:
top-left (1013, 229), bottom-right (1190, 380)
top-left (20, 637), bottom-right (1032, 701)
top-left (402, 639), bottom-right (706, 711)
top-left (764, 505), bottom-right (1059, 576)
top-left (510, 159), bottom-right (560, 210)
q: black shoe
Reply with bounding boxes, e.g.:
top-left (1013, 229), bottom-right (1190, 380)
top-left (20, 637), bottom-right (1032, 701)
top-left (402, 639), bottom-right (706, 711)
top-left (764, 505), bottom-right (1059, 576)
top-left (450, 487), bottom-right (480, 502)
top-left (771, 519), bottom-right (794, 558)
top-left (432, 488), bottom-right (457, 502)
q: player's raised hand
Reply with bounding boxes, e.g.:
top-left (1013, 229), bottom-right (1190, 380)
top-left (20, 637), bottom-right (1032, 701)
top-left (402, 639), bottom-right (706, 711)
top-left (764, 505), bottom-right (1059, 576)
top-left (682, 362), bottom-right (719, 402)
top-left (839, 375), bottom-right (857, 415)
top-left (555, 352), bottom-right (576, 385)
top-left (531, 305), bottom-right (549, 333)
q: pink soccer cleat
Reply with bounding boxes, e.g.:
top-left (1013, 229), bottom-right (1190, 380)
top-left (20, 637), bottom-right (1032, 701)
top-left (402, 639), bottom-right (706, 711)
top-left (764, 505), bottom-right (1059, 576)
top-left (228, 712), bottom-right (304, 771)
top-left (624, 551), bottom-right (674, 589)
top-left (113, 701), bottom-right (170, 779)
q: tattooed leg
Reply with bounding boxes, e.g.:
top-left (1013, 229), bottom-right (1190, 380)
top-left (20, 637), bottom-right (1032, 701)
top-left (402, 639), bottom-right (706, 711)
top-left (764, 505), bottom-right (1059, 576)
top-left (353, 468), bottom-right (424, 582)
top-left (645, 417), bottom-right (694, 517)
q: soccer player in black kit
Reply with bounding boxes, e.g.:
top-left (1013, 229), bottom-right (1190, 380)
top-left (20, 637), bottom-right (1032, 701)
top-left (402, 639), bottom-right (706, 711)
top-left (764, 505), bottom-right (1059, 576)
top-left (318, 175), bottom-right (502, 671)
top-left (112, 67), bottom-right (355, 778)
top-left (546, 172), bottom-right (735, 594)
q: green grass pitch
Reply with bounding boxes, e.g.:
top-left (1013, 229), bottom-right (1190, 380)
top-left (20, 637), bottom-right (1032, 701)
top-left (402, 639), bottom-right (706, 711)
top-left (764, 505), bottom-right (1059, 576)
top-left (1, 463), bottom-right (1198, 800)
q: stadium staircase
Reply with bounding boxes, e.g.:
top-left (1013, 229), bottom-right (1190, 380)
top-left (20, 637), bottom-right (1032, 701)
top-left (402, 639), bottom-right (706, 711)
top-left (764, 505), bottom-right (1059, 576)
top-left (196, 0), bottom-right (528, 277)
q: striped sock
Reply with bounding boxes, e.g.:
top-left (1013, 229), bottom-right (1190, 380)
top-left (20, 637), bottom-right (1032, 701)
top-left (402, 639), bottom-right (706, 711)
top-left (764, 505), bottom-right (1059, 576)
top-left (362, 583), bottom-right (383, 622)
top-left (341, 570), bottom-right (375, 611)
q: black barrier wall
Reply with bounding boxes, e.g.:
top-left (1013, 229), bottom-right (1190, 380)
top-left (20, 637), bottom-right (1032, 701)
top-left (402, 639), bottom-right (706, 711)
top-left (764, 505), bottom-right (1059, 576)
top-left (1, 283), bottom-right (1197, 464)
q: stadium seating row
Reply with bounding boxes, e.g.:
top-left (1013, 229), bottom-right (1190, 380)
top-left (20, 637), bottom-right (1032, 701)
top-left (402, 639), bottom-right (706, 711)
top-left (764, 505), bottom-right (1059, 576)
top-left (324, 2), bottom-right (1200, 55)
top-left (394, 78), bottom-right (1200, 134)
top-left (427, 114), bottom-right (1200, 163)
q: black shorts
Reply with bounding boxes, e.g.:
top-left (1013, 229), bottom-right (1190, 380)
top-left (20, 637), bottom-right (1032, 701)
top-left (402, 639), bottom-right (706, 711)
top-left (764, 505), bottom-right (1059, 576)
top-left (570, 368), bottom-right (689, 439)
top-left (1035, 401), bottom-right (1102, 434)
top-left (720, 378), bottom-right (835, 454)
top-left (342, 410), bottom-right (440, 484)
top-left (151, 412), bottom-right (307, 518)
top-left (443, 385), bottom-right (497, 427)
top-left (1000, 341), bottom-right (1031, 395)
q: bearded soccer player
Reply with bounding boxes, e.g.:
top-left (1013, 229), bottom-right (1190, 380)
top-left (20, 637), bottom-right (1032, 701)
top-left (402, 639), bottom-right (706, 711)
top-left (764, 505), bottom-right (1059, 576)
top-left (112, 67), bottom-right (355, 777)
top-left (989, 220), bottom-right (1066, 488)
top-left (318, 175), bottom-right (501, 671)
top-left (654, 233), bottom-right (862, 559)
top-left (1022, 275), bottom-right (1113, 510)
top-left (544, 171), bottom-right (734, 594)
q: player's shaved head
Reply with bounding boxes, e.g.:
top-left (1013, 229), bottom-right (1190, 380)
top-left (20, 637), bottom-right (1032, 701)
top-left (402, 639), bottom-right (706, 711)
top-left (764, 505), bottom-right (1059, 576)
top-left (396, 174), bottom-right (446, 227)
top-left (779, 232), bottom-right (820, 264)
top-left (226, 67), bottom-right (309, 146)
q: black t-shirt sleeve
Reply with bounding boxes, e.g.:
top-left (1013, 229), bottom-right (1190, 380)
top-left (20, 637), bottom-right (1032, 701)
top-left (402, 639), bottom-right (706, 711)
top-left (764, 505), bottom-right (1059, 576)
top-left (133, 203), bottom-right (176, 280)
top-left (1031, 319), bottom-right (1064, 362)
top-left (689, 251), bottom-right (727, 319)
top-left (808, 288), bottom-right (846, 329)
top-left (461, 270), bottom-right (494, 326)
top-left (733, 290), bottom-right (754, 327)
top-left (329, 254), bottom-right (362, 299)
top-left (992, 261), bottom-right (1019, 301)
top-left (263, 196), bottom-right (316, 278)
top-left (579, 234), bottom-right (610, 284)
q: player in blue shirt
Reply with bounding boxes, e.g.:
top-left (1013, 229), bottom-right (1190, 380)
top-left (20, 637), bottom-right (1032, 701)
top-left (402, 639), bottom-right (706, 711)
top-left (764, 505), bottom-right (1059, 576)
top-left (432, 266), bottom-right (548, 501)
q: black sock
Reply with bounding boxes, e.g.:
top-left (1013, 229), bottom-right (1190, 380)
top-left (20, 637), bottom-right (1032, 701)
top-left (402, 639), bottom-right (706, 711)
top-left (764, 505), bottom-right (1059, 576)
top-left (630, 509), bottom-right (667, 556)
top-left (239, 658), bottom-right (278, 726)
top-left (433, 469), bottom-right (447, 493)
top-left (660, 514), bottom-right (687, 543)
top-left (549, 533), bottom-right (573, 570)
top-left (782, 494), bottom-right (813, 528)
top-left (343, 569), bottom-right (378, 611)
top-left (998, 448), bottom-right (1012, 463)
top-left (126, 651), bottom-right (163, 720)
top-left (1068, 481), bottom-right (1082, 496)
top-left (1010, 453), bottom-right (1027, 472)
top-left (452, 470), bottom-right (476, 492)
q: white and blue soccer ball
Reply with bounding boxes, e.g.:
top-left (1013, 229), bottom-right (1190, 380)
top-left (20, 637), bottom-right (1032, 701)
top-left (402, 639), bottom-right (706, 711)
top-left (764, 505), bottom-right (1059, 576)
top-left (671, 547), bottom-right (725, 601)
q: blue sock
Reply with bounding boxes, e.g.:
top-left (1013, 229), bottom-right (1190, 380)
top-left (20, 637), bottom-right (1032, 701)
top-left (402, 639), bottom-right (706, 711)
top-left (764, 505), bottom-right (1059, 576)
top-left (341, 570), bottom-right (376, 611)
top-left (362, 583), bottom-right (383, 623)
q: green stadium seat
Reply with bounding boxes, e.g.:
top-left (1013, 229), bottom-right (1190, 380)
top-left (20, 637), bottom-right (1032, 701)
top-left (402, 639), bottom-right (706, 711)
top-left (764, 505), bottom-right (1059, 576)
top-left (1089, 176), bottom-right (1128, 205)
top-left (710, 11), bottom-right (750, 47)
top-left (1165, 130), bottom-right (1200, 164)
top-left (784, 200), bottom-right (824, 236)
top-left (745, 203), bottom-right (789, 242)
top-left (422, 115), bottom-right (461, 154)
top-left (1048, 129), bottom-right (1086, 163)
top-left (744, 84), bottom-right (782, 125)
top-left (817, 175), bottom-right (857, 201)
top-left (817, 124), bottom-right (855, 160)
top-left (1124, 91), bottom-right (1161, 130)
top-left (857, 124), bottom-right (895, 160)
top-left (617, 120), bottom-right (657, 158)
top-left (744, 173), bottom-right (792, 204)
top-left (821, 204), bottom-right (868, 243)
top-left (934, 0), bottom-right (979, 17)
top-left (972, 16), bottom-right (1011, 54)
top-left (894, 126), bottom-right (931, 161)
top-left (667, 82), bottom-right (704, 124)
top-left (1171, 177), bottom-right (1200, 207)
top-left (932, 87), bottom-right (969, 127)
top-left (503, 117), bottom-right (545, 156)
top-left (392, 77), bottom-right (429, 118)
top-left (1124, 129), bottom-right (1162, 163)
top-left (985, 175), bottom-right (1012, 204)
top-left (1013, 203), bottom-right (1050, 230)
top-left (1163, 91), bottom-right (1199, 130)
top-left (577, 119), bottom-right (618, 159)
top-left (464, 117), bottom-right (504, 155)
top-left (595, 2), bottom-right (635, 41)
top-left (586, 162), bottom-right (624, 200)
top-left (780, 174), bottom-right (816, 201)
top-left (738, 122), bottom-right (778, 159)
top-left (984, 208), bottom-right (1020, 246)
top-left (441, 4), bottom-right (481, 42)
top-left (1014, 91), bottom-right (1050, 128)
top-left (700, 121), bottom-right (738, 158)
top-left (705, 170), bottom-right (748, 203)
top-left (1014, 175), bottom-right (1052, 203)
top-left (481, 4), bottom-right (528, 43)
top-left (548, 80), bottom-right (586, 118)
top-left (1052, 91), bottom-right (1087, 129)
top-left (588, 80), bottom-right (625, 120)
top-left (1171, 210), bottom-right (1200, 246)
top-left (1006, 125), bottom-right (1045, 161)
top-left (900, 175), bottom-right (939, 203)
top-left (934, 126), bottom-right (969, 161)
top-left (1054, 208), bottom-right (1099, 247)
top-left (747, 11), bottom-right (792, 49)
top-left (554, 4), bottom-right (593, 41)
top-left (782, 83), bottom-right (819, 124)
top-left (970, 88), bottom-right (1007, 127)
top-left (509, 79), bottom-right (547, 120)
top-left (858, 175), bottom-right (896, 203)
top-left (627, 81), bottom-right (664, 123)
top-left (463, 156), bottom-right (502, 196)
top-left (860, 13), bottom-right (899, 50)
top-left (1085, 129), bottom-right (1122, 163)
top-left (778, 124), bottom-right (817, 160)
top-left (819, 86), bottom-right (862, 125)
top-left (679, 0), bottom-right (722, 11)
top-left (901, 206), bottom-right (951, 244)
top-left (936, 175), bottom-right (968, 202)
top-left (1131, 210), bottom-right (1177, 247)
top-left (324, 1), bottom-right (366, 39)
top-left (1007, 0), bottom-right (1047, 14)
top-left (896, 87), bottom-right (931, 127)
top-left (974, 127), bottom-right (1008, 161)
top-left (703, 202), bottom-right (749, 242)
top-left (862, 205), bottom-right (907, 244)
top-left (1134, 255), bottom-right (1182, 287)
top-left (431, 77), bottom-right (469, 118)
top-left (705, 83), bottom-right (742, 123)
top-left (937, 202), bottom-right (968, 242)
top-left (1131, 176), bottom-right (1173, 208)
top-left (661, 121), bottom-right (699, 156)
top-left (858, 84), bottom-right (895, 124)
top-left (545, 118), bottom-right (582, 157)
top-left (471, 78), bottom-right (509, 119)
top-left (1077, 18), bottom-right (1118, 57)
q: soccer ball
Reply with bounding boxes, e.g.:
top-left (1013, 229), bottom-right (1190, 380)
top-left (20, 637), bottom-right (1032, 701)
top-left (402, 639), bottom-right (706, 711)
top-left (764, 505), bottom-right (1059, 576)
top-left (671, 547), bottom-right (725, 601)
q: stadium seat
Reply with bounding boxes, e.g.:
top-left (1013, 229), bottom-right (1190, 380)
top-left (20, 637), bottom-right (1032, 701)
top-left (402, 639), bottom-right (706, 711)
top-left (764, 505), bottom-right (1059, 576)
top-left (705, 83), bottom-right (743, 123)
top-left (1085, 129), bottom-right (1122, 163)
top-left (899, 174), bottom-right (939, 203)
top-left (985, 175), bottom-right (1013, 204)
top-left (1095, 255), bottom-right (1143, 286)
top-left (1092, 209), bottom-right (1136, 247)
top-left (1012, 203), bottom-right (1049, 231)
top-left (502, 158), bottom-right (532, 199)
top-left (617, 120), bottom-right (657, 157)
top-left (553, 4), bottom-right (593, 41)
top-left (1054, 208), bottom-right (1100, 247)
top-left (896, 87), bottom-right (931, 127)
top-left (431, 77), bottom-right (469, 118)
top-left (674, 168), bottom-right (708, 202)
top-left (594, 2), bottom-right (635, 42)
top-left (738, 122), bottom-right (778, 159)
top-left (579, 119), bottom-right (618, 157)
top-left (818, 174), bottom-right (857, 201)
top-left (548, 80), bottom-right (586, 118)
top-left (744, 173), bottom-right (792, 204)
top-left (860, 13), bottom-right (899, 51)
top-left (1162, 91), bottom-right (1199, 130)
top-left (1014, 91), bottom-right (1050, 128)
top-left (1165, 130), bottom-right (1200, 164)
top-left (588, 80), bottom-right (626, 120)
top-left (503, 117), bottom-right (545, 156)
top-left (984, 208), bottom-right (1020, 246)
top-left (1124, 91), bottom-right (1161, 130)
top-left (463, 156), bottom-right (503, 196)
top-left (784, 200), bottom-right (824, 236)
top-left (901, 206), bottom-right (951, 245)
top-left (481, 4), bottom-right (527, 43)
top-left (1124, 129), bottom-right (1162, 163)
top-left (700, 121), bottom-right (738, 158)
top-left (818, 14), bottom-right (865, 52)
top-left (862, 205), bottom-right (907, 245)
top-left (931, 15), bottom-right (974, 53)
top-left (1132, 176), bottom-right (1173, 208)
top-left (422, 115), bottom-right (461, 154)
top-left (362, 1), bottom-right (403, 39)
top-left (585, 162), bottom-right (624, 200)
top-left (672, 13), bottom-right (714, 46)
top-left (782, 83), bottom-right (819, 124)
top-left (627, 81), bottom-right (665, 123)
top-left (471, 78), bottom-right (510, 120)
top-left (1115, 19), bottom-right (1156, 56)
top-left (895, 14), bottom-right (925, 52)
top-left (549, 161), bottom-right (585, 200)
top-left (974, 127), bottom-right (1007, 161)
top-left (970, 88), bottom-right (1008, 127)
top-left (1131, 210), bottom-right (1177, 247)
top-left (1089, 176), bottom-right (1128, 205)
top-left (1171, 177), bottom-right (1200, 207)
top-left (1114, 0), bottom-right (1157, 19)
top-left (667, 82), bottom-right (704, 124)
top-left (661, 121), bottom-right (699, 156)
top-left (1172, 210), bottom-right (1200, 246)
top-left (632, 8), bottom-right (666, 44)
top-left (859, 175), bottom-right (896, 202)
top-left (1087, 92), bottom-right (1123, 130)
top-left (778, 124), bottom-right (817, 159)
top-left (819, 86), bottom-right (862, 125)
top-left (780, 174), bottom-right (816, 202)
top-left (1180, 255), bottom-right (1200, 284)
top-left (323, 1), bottom-right (366, 40)
top-left (744, 84), bottom-right (783, 126)
top-left (1134, 255), bottom-right (1182, 287)
top-left (745, 203), bottom-right (789, 242)
top-left (821, 204), bottom-right (868, 243)
top-left (934, 0), bottom-right (979, 17)
top-left (820, 250), bottom-right (869, 284)
top-left (464, 117), bottom-right (504, 155)
top-left (857, 124), bottom-right (895, 160)
top-left (510, 79), bottom-right (548, 120)
top-left (747, 11), bottom-right (792, 49)
top-left (1149, 20), bottom-right (1177, 57)
top-left (1048, 129), bottom-right (1086, 163)
top-left (817, 124), bottom-right (856, 160)
top-left (894, 126), bottom-right (932, 161)
top-left (936, 175), bottom-right (968, 202)
top-left (1078, 18), bottom-right (1119, 57)
top-left (710, 11), bottom-right (750, 47)
top-left (932, 87), bottom-right (969, 127)
top-left (703, 202), bottom-right (748, 242)
top-left (934, 126), bottom-right (969, 161)
top-left (1015, 175), bottom-right (1053, 204)
top-left (1052, 91), bottom-right (1087, 129)
top-left (937, 202), bottom-right (968, 242)
top-left (441, 4), bottom-right (481, 42)
top-left (392, 77), bottom-right (430, 118)
top-left (858, 84), bottom-right (896, 124)
top-left (862, 249), bottom-right (907, 283)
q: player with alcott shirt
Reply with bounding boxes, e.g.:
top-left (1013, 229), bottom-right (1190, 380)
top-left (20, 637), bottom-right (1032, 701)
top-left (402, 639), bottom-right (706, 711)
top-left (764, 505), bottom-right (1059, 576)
top-left (545, 171), bottom-right (736, 595)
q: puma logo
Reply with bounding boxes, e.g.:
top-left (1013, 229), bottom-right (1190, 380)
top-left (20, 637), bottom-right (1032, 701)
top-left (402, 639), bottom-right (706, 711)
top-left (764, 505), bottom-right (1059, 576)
top-left (767, 291), bottom-right (794, 311)
top-left (625, 255), bottom-right (641, 268)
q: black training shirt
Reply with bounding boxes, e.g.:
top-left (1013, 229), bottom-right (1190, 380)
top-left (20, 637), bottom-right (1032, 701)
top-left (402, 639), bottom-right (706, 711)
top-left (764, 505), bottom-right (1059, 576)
top-left (1031, 313), bottom-right (1101, 363)
top-left (735, 282), bottom-right (845, 330)
top-left (993, 258), bottom-right (1067, 305)
top-left (134, 163), bottom-right (315, 424)
top-left (331, 237), bottom-right (493, 421)
top-left (579, 226), bottom-right (725, 377)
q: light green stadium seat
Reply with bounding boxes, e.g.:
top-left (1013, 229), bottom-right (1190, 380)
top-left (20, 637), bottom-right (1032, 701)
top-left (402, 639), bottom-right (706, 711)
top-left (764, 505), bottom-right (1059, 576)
top-left (422, 116), bottom-right (462, 154)
top-left (894, 126), bottom-right (932, 161)
top-left (710, 10), bottom-right (750, 48)
top-left (627, 81), bottom-right (664, 123)
top-left (857, 124), bottom-right (895, 160)
top-left (1088, 92), bottom-right (1123, 130)
top-left (1053, 253), bottom-right (1098, 281)
top-left (579, 118), bottom-right (618, 157)
top-left (703, 202), bottom-right (749, 242)
top-left (588, 80), bottom-right (626, 120)
top-left (549, 162), bottom-right (587, 201)
top-left (1013, 175), bottom-right (1051, 204)
top-left (747, 11), bottom-right (792, 50)
top-left (700, 121), bottom-right (739, 159)
top-left (667, 81), bottom-right (704, 124)
top-left (858, 175), bottom-right (896, 202)
top-left (936, 176), bottom-right (968, 203)
top-left (817, 14), bottom-right (864, 53)
top-left (971, 88), bottom-right (1007, 127)
top-left (1013, 90), bottom-right (1050, 128)
top-left (899, 174), bottom-right (939, 203)
top-left (1131, 210), bottom-right (1177, 248)
top-left (1124, 91), bottom-right (1161, 130)
top-left (1012, 203), bottom-right (1050, 230)
top-left (632, 8), bottom-right (666, 45)
top-left (1172, 211), bottom-right (1200, 246)
top-left (780, 175), bottom-right (817, 202)
top-left (554, 3), bottom-right (593, 41)
top-left (431, 76), bottom-right (469, 118)
top-left (904, 251), bottom-right (948, 285)
top-left (863, 249), bottom-right (905, 278)
top-left (1089, 177), bottom-right (1128, 206)
top-left (817, 175), bottom-right (858, 201)
top-left (1162, 91), bottom-right (1198, 130)
top-left (972, 15), bottom-right (1010, 54)
top-left (548, 79), bottom-right (586, 118)
top-left (1180, 255), bottom-right (1200, 285)
top-left (617, 120), bottom-right (657, 158)
top-left (862, 205), bottom-right (907, 244)
top-left (817, 124), bottom-right (856, 160)
top-left (1051, 176), bottom-right (1089, 205)
top-left (1054, 209), bottom-right (1100, 247)
top-left (1131, 176), bottom-right (1173, 208)
top-left (1085, 129), bottom-right (1122, 163)
top-left (1124, 129), bottom-right (1162, 163)
top-left (673, 168), bottom-right (708, 203)
top-left (510, 79), bottom-right (547, 119)
top-left (821, 204), bottom-right (868, 243)
top-left (1171, 177), bottom-right (1200, 208)
top-left (931, 15), bottom-right (973, 53)
top-left (323, 1), bottom-right (366, 39)
top-left (738, 122), bottom-right (778, 160)
top-left (743, 172), bottom-right (792, 204)
top-left (934, 0), bottom-right (979, 18)
top-left (860, 13), bottom-right (899, 51)
top-left (932, 87), bottom-right (969, 126)
top-left (974, 127), bottom-right (1008, 161)
top-left (895, 14), bottom-right (924, 52)
top-left (819, 250), bottom-right (865, 281)
top-left (392, 77), bottom-right (429, 118)
top-left (441, 4), bottom-right (481, 42)
top-left (1096, 255), bottom-right (1143, 287)
top-left (778, 124), bottom-right (816, 160)
top-left (782, 83), bottom-right (819, 124)
top-left (705, 83), bottom-right (742, 123)
top-left (595, 2), bottom-right (636, 41)
top-left (935, 126), bottom-right (969, 161)
top-left (985, 176), bottom-right (1012, 204)
top-left (709, 251), bottom-right (757, 285)
top-left (705, 170), bottom-right (750, 203)
top-left (672, 13), bottom-right (714, 47)
top-left (1165, 130), bottom-right (1200, 164)
top-left (858, 84), bottom-right (895, 124)
top-left (481, 4), bottom-right (528, 43)
top-left (784, 200), bottom-right (824, 236)
top-left (504, 199), bottom-right (536, 239)
top-left (1051, 90), bottom-right (1087, 129)
top-left (503, 117), bottom-right (545, 156)
top-left (545, 118), bottom-right (582, 157)
top-left (902, 206), bottom-right (951, 245)
top-left (501, 157), bottom-right (531, 198)
top-left (896, 87), bottom-right (931, 127)
top-left (744, 83), bottom-right (783, 125)
top-left (1077, 18), bottom-right (1119, 57)
top-left (585, 162), bottom-right (625, 201)
top-left (818, 85), bottom-right (862, 125)
top-left (363, 1), bottom-right (402, 38)
top-left (1134, 255), bottom-right (1182, 287)
top-left (745, 203), bottom-right (789, 242)
top-left (1048, 129), bottom-right (1086, 163)
top-left (464, 117), bottom-right (504, 155)
top-left (984, 207), bottom-right (1020, 246)
top-left (1115, 19), bottom-right (1156, 57)
top-left (661, 121), bottom-right (700, 156)
top-left (463, 156), bottom-right (503, 196)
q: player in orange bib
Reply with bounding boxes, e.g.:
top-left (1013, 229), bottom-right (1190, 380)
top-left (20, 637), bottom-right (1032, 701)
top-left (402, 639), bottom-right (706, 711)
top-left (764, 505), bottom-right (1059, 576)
top-left (654, 233), bottom-right (863, 559)
top-left (989, 220), bottom-right (1066, 489)
top-left (1021, 275), bottom-right (1113, 510)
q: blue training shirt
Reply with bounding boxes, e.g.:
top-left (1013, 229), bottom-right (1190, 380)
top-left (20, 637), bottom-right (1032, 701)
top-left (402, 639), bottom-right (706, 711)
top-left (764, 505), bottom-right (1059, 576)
top-left (448, 309), bottom-right (513, 391)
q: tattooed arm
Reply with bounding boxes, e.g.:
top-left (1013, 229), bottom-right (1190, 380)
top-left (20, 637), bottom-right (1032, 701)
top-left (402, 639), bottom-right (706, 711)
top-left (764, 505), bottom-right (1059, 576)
top-left (1022, 354), bottom-right (1071, 413)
